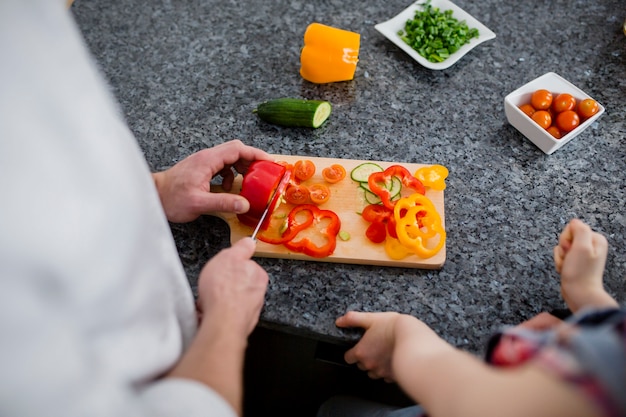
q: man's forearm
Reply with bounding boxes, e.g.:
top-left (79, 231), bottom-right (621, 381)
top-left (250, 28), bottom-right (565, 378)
top-left (166, 317), bottom-right (248, 415)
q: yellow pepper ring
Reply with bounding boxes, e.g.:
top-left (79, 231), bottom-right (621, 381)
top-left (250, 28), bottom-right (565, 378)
top-left (397, 206), bottom-right (442, 243)
top-left (393, 194), bottom-right (446, 259)
top-left (384, 237), bottom-right (414, 260)
top-left (394, 192), bottom-right (436, 212)
top-left (414, 164), bottom-right (449, 191)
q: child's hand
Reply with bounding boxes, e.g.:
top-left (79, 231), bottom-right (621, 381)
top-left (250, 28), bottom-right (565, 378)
top-left (553, 219), bottom-right (617, 313)
top-left (336, 312), bottom-right (451, 383)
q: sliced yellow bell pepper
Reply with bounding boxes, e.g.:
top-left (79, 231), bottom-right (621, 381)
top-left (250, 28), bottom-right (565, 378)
top-left (415, 164), bottom-right (449, 191)
top-left (300, 23), bottom-right (360, 84)
top-left (393, 194), bottom-right (446, 259)
top-left (384, 237), bottom-right (414, 260)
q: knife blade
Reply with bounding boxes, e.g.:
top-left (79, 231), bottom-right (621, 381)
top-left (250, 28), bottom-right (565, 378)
top-left (250, 172), bottom-right (287, 241)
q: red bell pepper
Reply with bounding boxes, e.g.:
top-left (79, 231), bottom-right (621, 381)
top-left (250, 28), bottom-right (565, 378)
top-left (237, 160), bottom-right (292, 229)
top-left (360, 204), bottom-right (397, 242)
top-left (256, 207), bottom-right (314, 245)
top-left (283, 204), bottom-right (341, 258)
top-left (367, 165), bottom-right (425, 210)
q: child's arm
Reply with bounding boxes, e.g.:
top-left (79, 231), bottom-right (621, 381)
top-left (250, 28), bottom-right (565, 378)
top-left (554, 219), bottom-right (618, 313)
top-left (337, 311), bottom-right (601, 417)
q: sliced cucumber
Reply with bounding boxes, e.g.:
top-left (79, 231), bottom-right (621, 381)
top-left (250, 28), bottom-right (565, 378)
top-left (360, 184), bottom-right (382, 204)
top-left (350, 162), bottom-right (383, 183)
top-left (254, 98), bottom-right (332, 128)
top-left (387, 176), bottom-right (402, 198)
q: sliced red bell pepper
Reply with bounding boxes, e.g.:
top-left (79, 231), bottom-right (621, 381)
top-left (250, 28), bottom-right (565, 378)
top-left (361, 204), bottom-right (392, 223)
top-left (283, 204), bottom-right (341, 258)
top-left (365, 221), bottom-right (387, 244)
top-left (256, 206), bottom-right (314, 245)
top-left (368, 165), bottom-right (425, 210)
top-left (360, 204), bottom-right (397, 242)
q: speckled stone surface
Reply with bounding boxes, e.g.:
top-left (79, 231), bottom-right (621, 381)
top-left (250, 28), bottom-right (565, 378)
top-left (72, 0), bottom-right (625, 354)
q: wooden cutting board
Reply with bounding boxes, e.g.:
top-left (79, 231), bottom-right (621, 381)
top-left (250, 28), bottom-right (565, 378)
top-left (209, 155), bottom-right (446, 269)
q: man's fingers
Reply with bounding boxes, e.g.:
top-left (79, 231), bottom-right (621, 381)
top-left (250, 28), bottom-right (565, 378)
top-left (203, 193), bottom-right (250, 215)
top-left (230, 237), bottom-right (256, 258)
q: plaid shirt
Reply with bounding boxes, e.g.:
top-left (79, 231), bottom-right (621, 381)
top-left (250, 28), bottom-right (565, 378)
top-left (485, 308), bottom-right (626, 417)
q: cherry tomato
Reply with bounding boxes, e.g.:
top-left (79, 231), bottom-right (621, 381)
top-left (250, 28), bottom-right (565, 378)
top-left (556, 110), bottom-right (580, 132)
top-left (284, 184), bottom-right (310, 205)
top-left (577, 98), bottom-right (599, 119)
top-left (530, 89), bottom-right (553, 110)
top-left (322, 164), bottom-right (347, 184)
top-left (531, 110), bottom-right (552, 129)
top-left (518, 103), bottom-right (535, 118)
top-left (547, 125), bottom-right (562, 139)
top-left (294, 159), bottom-right (315, 181)
top-left (309, 183), bottom-right (330, 205)
top-left (365, 221), bottom-right (387, 244)
top-left (551, 93), bottom-right (576, 113)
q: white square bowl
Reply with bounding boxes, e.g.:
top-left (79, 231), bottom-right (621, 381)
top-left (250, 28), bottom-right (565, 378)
top-left (504, 72), bottom-right (605, 155)
top-left (374, 0), bottom-right (496, 70)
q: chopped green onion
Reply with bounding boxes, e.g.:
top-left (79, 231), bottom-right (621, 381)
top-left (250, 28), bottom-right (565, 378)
top-left (397, 0), bottom-right (480, 63)
top-left (278, 220), bottom-right (289, 235)
top-left (339, 230), bottom-right (351, 241)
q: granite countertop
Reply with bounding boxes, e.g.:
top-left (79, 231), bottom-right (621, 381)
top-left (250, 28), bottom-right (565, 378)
top-left (73, 0), bottom-right (625, 353)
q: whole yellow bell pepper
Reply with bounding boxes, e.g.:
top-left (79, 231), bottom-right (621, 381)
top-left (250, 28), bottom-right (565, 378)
top-left (300, 23), bottom-right (360, 84)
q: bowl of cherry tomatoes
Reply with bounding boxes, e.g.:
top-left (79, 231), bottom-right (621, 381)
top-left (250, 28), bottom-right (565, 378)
top-left (504, 72), bottom-right (605, 155)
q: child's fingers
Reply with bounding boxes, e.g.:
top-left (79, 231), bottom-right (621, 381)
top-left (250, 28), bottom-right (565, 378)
top-left (336, 311), bottom-right (371, 329)
top-left (553, 245), bottom-right (564, 274)
top-left (558, 220), bottom-right (575, 252)
top-left (591, 232), bottom-right (609, 258)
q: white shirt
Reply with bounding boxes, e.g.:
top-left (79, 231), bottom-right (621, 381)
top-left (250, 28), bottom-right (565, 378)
top-left (0, 1), bottom-right (235, 416)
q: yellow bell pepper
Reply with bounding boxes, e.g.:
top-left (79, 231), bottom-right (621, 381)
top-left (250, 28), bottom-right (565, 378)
top-left (393, 194), bottom-right (446, 259)
top-left (414, 164), bottom-right (449, 191)
top-left (300, 23), bottom-right (360, 84)
top-left (384, 237), bottom-right (414, 260)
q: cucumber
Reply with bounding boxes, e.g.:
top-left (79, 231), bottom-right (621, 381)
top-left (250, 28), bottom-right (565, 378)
top-left (253, 98), bottom-right (332, 128)
top-left (387, 176), bottom-right (402, 198)
top-left (350, 162), bottom-right (383, 183)
top-left (360, 184), bottom-right (382, 204)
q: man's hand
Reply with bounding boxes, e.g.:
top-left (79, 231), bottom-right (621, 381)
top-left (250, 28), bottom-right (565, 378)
top-left (152, 140), bottom-right (272, 223)
top-left (167, 237), bottom-right (268, 414)
top-left (196, 237), bottom-right (269, 338)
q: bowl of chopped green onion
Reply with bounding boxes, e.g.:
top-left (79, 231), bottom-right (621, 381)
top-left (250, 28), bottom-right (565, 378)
top-left (375, 0), bottom-right (496, 70)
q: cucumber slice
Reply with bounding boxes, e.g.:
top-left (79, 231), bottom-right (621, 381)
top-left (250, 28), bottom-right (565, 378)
top-left (387, 176), bottom-right (402, 198)
top-left (360, 184), bottom-right (382, 204)
top-left (254, 98), bottom-right (332, 128)
top-left (350, 162), bottom-right (383, 183)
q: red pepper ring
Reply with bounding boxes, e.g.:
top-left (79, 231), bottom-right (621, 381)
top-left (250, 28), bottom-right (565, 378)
top-left (283, 204), bottom-right (341, 258)
top-left (368, 165), bottom-right (425, 210)
top-left (256, 206), bottom-right (314, 245)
